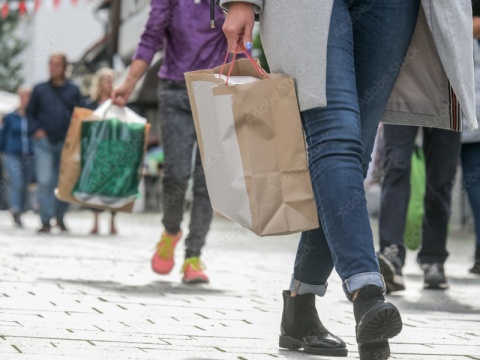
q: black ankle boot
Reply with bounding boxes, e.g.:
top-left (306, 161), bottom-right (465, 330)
top-left (279, 290), bottom-right (347, 357)
top-left (353, 285), bottom-right (403, 360)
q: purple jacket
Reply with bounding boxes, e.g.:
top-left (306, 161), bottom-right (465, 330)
top-left (133, 0), bottom-right (227, 81)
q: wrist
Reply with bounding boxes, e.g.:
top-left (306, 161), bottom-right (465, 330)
top-left (229, 2), bottom-right (255, 11)
top-left (124, 76), bottom-right (138, 88)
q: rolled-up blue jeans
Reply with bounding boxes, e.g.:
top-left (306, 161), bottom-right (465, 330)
top-left (290, 0), bottom-right (420, 300)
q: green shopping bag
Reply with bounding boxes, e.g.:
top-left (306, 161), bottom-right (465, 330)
top-left (72, 101), bottom-right (147, 209)
top-left (404, 146), bottom-right (426, 250)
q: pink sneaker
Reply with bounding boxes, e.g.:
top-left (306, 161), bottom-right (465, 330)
top-left (151, 231), bottom-right (182, 275)
top-left (182, 257), bottom-right (209, 284)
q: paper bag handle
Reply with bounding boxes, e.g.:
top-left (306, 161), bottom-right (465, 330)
top-left (219, 44), bottom-right (269, 85)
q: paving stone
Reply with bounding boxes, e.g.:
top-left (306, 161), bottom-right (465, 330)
top-left (0, 211), bottom-right (479, 359)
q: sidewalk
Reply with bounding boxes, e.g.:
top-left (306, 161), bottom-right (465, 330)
top-left (0, 211), bottom-right (479, 360)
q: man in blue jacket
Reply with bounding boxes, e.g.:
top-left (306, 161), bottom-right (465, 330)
top-left (27, 53), bottom-right (82, 233)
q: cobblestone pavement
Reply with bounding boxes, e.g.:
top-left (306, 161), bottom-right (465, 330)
top-left (0, 211), bottom-right (479, 360)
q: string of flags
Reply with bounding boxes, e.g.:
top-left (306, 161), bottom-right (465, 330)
top-left (1, 0), bottom-right (89, 18)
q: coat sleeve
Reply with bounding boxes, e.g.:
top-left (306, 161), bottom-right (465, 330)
top-left (132, 0), bottom-right (172, 64)
top-left (429, 0), bottom-right (477, 130)
top-left (26, 85), bottom-right (41, 133)
top-left (0, 115), bottom-right (10, 152)
top-left (219, 0), bottom-right (263, 13)
top-left (73, 85), bottom-right (82, 107)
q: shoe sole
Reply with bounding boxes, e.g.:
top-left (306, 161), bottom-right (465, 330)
top-left (182, 277), bottom-right (209, 284)
top-left (378, 254), bottom-right (405, 293)
top-left (423, 282), bottom-right (449, 290)
top-left (357, 302), bottom-right (402, 360)
top-left (279, 335), bottom-right (348, 357)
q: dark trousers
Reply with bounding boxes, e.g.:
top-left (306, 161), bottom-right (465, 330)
top-left (379, 125), bottom-right (461, 265)
top-left (157, 79), bottom-right (213, 258)
top-left (461, 142), bottom-right (480, 257)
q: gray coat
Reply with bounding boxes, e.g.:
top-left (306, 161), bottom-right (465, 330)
top-left (462, 41), bottom-right (480, 143)
top-left (220, 0), bottom-right (477, 131)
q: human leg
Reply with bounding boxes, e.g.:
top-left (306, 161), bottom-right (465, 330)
top-left (110, 212), bottom-right (117, 235)
top-left (284, 0), bottom-right (420, 357)
top-left (159, 81), bottom-right (196, 235)
top-left (152, 80), bottom-right (197, 275)
top-left (34, 138), bottom-right (55, 231)
top-left (351, 1), bottom-right (420, 354)
top-left (52, 141), bottom-right (69, 230)
top-left (418, 129), bottom-right (460, 264)
top-left (184, 148), bottom-right (213, 258)
top-left (461, 142), bottom-right (480, 274)
top-left (418, 128), bottom-right (461, 288)
top-left (5, 154), bottom-right (24, 226)
top-left (377, 125), bottom-right (418, 292)
top-left (5, 155), bottom-right (23, 214)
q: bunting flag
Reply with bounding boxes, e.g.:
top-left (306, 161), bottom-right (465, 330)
top-left (0, 0), bottom-right (82, 18)
top-left (1, 2), bottom-right (8, 18)
top-left (18, 1), bottom-right (27, 15)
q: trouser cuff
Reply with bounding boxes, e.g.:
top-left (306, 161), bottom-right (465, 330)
top-left (342, 272), bottom-right (385, 302)
top-left (289, 275), bottom-right (328, 297)
top-left (185, 249), bottom-right (201, 258)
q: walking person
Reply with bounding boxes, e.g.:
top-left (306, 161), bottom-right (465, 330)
top-left (112, 0), bottom-right (226, 284)
top-left (378, 126), bottom-right (461, 292)
top-left (461, 4), bottom-right (480, 275)
top-left (222, 0), bottom-right (475, 358)
top-left (86, 68), bottom-right (118, 236)
top-left (0, 87), bottom-right (35, 227)
top-left (27, 53), bottom-right (82, 234)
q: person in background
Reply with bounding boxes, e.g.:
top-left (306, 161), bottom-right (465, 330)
top-left (378, 124), bottom-right (461, 292)
top-left (461, 3), bottom-right (480, 275)
top-left (0, 87), bottom-right (34, 227)
top-left (27, 53), bottom-right (82, 234)
top-left (112, 0), bottom-right (226, 284)
top-left (87, 68), bottom-right (118, 236)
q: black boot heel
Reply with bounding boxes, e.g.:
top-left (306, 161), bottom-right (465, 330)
top-left (279, 335), bottom-right (302, 350)
top-left (280, 290), bottom-right (348, 357)
top-left (354, 285), bottom-right (403, 360)
top-left (359, 339), bottom-right (390, 360)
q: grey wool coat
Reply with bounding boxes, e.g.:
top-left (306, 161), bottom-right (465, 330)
top-left (220, 0), bottom-right (478, 131)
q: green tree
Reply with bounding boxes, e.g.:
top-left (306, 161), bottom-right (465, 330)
top-left (0, 13), bottom-right (26, 93)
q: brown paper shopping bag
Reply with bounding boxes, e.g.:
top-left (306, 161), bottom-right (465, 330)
top-left (185, 56), bottom-right (319, 236)
top-left (56, 107), bottom-right (150, 213)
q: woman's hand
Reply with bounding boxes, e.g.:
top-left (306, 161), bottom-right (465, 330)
top-left (111, 80), bottom-right (135, 107)
top-left (111, 59), bottom-right (149, 106)
top-left (222, 2), bottom-right (255, 53)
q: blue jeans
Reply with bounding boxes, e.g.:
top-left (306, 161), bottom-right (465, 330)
top-left (4, 154), bottom-right (34, 213)
top-left (461, 142), bottom-right (480, 251)
top-left (290, 0), bottom-right (420, 300)
top-left (34, 138), bottom-right (69, 225)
